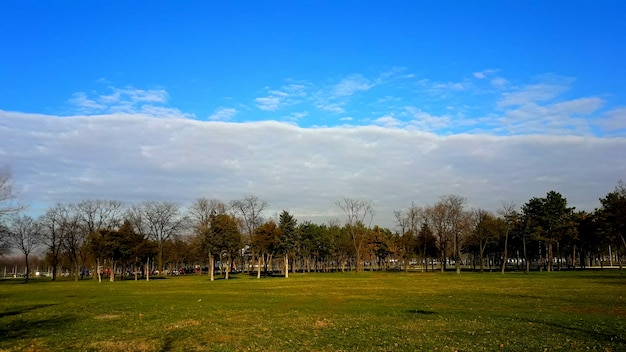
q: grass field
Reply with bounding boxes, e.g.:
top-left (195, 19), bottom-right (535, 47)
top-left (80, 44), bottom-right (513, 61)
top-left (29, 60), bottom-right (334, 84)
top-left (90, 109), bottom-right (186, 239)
top-left (0, 271), bottom-right (624, 351)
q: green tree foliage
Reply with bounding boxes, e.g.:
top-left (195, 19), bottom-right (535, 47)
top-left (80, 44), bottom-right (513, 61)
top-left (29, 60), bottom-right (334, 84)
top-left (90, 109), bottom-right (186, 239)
top-left (89, 220), bottom-right (155, 281)
top-left (462, 210), bottom-right (504, 273)
top-left (522, 191), bottom-right (574, 272)
top-left (597, 182), bottom-right (626, 249)
top-left (210, 213), bottom-right (243, 279)
top-left (278, 210), bottom-right (298, 277)
top-left (251, 220), bottom-right (280, 276)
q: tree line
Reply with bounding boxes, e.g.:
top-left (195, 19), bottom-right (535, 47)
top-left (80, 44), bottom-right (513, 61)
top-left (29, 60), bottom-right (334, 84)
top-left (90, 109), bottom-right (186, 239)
top-left (1, 166), bottom-right (625, 282)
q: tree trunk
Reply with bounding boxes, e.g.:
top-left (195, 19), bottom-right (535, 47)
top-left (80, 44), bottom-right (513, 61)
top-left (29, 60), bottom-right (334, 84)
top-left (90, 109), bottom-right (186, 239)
top-left (479, 240), bottom-right (485, 273)
top-left (110, 260), bottom-right (115, 282)
top-left (284, 254), bottom-right (289, 278)
top-left (225, 255), bottom-right (231, 280)
top-left (440, 248), bottom-right (446, 272)
top-left (547, 243), bottom-right (553, 272)
top-left (146, 258), bottom-right (150, 282)
top-left (257, 255), bottom-right (261, 279)
top-left (501, 230), bottom-right (509, 274)
top-left (455, 235), bottom-right (461, 275)
top-left (210, 254), bottom-right (215, 282)
top-left (97, 259), bottom-right (102, 283)
top-left (24, 255), bottom-right (30, 283)
top-left (523, 236), bottom-right (529, 274)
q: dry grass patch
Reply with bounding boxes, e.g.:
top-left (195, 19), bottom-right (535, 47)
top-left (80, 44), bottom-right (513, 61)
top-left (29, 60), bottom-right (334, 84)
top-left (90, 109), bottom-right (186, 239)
top-left (89, 339), bottom-right (157, 352)
top-left (165, 319), bottom-right (202, 331)
top-left (94, 314), bottom-right (122, 320)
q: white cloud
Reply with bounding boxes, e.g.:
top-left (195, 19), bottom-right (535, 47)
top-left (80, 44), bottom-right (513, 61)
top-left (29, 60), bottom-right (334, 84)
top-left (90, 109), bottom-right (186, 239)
top-left (495, 95), bottom-right (605, 135)
top-left (473, 69), bottom-right (497, 79)
top-left (498, 82), bottom-right (570, 107)
top-left (67, 86), bottom-right (189, 118)
top-left (331, 74), bottom-right (375, 98)
top-left (2, 110), bottom-right (624, 228)
top-left (290, 111), bottom-right (309, 120)
top-left (490, 77), bottom-right (508, 88)
top-left (374, 115), bottom-right (402, 128)
top-left (316, 103), bottom-right (345, 114)
top-left (209, 107), bottom-right (237, 121)
top-left (255, 96), bottom-right (282, 111)
top-left (254, 83), bottom-right (309, 111)
top-left (405, 107), bottom-right (451, 132)
top-left (597, 107), bottom-right (626, 133)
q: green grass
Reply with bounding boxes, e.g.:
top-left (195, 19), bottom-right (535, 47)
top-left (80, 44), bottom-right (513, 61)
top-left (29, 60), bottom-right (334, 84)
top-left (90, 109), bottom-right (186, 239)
top-left (1, 271), bottom-right (625, 351)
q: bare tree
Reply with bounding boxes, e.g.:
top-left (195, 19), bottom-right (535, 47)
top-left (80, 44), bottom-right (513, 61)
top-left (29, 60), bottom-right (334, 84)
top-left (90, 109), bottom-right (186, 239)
top-left (231, 195), bottom-right (267, 273)
top-left (231, 195), bottom-right (267, 239)
top-left (335, 198), bottom-right (375, 273)
top-left (128, 201), bottom-right (186, 275)
top-left (7, 215), bottom-right (43, 282)
top-left (40, 204), bottom-right (71, 281)
top-left (75, 199), bottom-right (124, 235)
top-left (0, 166), bottom-right (26, 221)
top-left (498, 202), bottom-right (517, 274)
top-left (188, 198), bottom-right (227, 280)
top-left (426, 195), bottom-right (467, 273)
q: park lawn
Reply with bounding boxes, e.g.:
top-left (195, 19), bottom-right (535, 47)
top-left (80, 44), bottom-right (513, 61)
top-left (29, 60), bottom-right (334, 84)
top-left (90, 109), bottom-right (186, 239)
top-left (0, 271), bottom-right (624, 351)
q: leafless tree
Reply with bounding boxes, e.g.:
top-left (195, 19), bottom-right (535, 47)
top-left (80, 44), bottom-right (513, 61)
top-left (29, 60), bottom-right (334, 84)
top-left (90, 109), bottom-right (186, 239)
top-left (75, 199), bottom-right (124, 235)
top-left (188, 198), bottom-right (226, 232)
top-left (40, 203), bottom-right (73, 281)
top-left (231, 195), bottom-right (267, 239)
top-left (498, 202), bottom-right (517, 274)
top-left (188, 197), bottom-right (227, 280)
top-left (7, 215), bottom-right (43, 282)
top-left (425, 195), bottom-right (466, 273)
top-left (231, 195), bottom-right (267, 272)
top-left (0, 166), bottom-right (25, 221)
top-left (335, 198), bottom-right (375, 273)
top-left (128, 201), bottom-right (187, 275)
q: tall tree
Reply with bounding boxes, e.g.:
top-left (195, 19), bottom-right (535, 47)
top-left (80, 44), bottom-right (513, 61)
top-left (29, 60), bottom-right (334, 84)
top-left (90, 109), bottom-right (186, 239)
top-left (75, 199), bottom-right (124, 236)
top-left (596, 181), bottom-right (626, 268)
top-left (498, 202), bottom-right (518, 274)
top-left (251, 220), bottom-right (280, 277)
top-left (335, 198), bottom-right (375, 273)
top-left (189, 198), bottom-right (227, 280)
top-left (463, 209), bottom-right (503, 273)
top-left (128, 201), bottom-right (187, 275)
top-left (278, 210), bottom-right (298, 278)
top-left (522, 191), bottom-right (573, 272)
top-left (426, 195), bottom-right (466, 273)
top-left (211, 213), bottom-right (243, 280)
top-left (7, 215), bottom-right (43, 282)
top-left (40, 204), bottom-right (71, 281)
top-left (231, 195), bottom-right (267, 273)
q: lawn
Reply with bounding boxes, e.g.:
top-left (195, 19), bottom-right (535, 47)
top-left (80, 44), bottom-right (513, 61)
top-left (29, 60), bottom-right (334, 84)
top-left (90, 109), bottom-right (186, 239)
top-left (0, 271), bottom-right (624, 351)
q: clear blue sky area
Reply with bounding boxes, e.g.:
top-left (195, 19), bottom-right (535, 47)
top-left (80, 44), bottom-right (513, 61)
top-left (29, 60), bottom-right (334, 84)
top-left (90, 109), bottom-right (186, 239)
top-left (2, 1), bottom-right (625, 133)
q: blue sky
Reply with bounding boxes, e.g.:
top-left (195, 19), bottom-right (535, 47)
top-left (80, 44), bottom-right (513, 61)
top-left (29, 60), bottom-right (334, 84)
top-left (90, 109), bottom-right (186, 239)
top-left (1, 1), bottom-right (625, 226)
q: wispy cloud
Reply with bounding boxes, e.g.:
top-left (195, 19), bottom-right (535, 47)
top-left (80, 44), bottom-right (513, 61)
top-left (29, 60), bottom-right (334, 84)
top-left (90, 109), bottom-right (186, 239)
top-left (331, 74), bottom-right (375, 98)
top-left (498, 82), bottom-right (570, 107)
top-left (209, 107), bottom-right (237, 121)
top-left (68, 86), bottom-right (191, 118)
top-left (596, 107), bottom-right (626, 134)
top-left (254, 83), bottom-right (308, 111)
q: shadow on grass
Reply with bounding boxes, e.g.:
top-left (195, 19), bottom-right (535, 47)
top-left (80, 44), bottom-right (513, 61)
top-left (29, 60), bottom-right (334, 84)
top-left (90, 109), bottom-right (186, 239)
top-left (0, 314), bottom-right (77, 343)
top-left (0, 303), bottom-right (58, 318)
top-left (407, 309), bottom-right (436, 315)
top-left (523, 317), bottom-right (625, 346)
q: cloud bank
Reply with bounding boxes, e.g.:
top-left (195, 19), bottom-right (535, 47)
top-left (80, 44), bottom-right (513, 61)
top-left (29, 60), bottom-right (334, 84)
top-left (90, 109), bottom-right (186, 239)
top-left (2, 110), bottom-right (624, 228)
